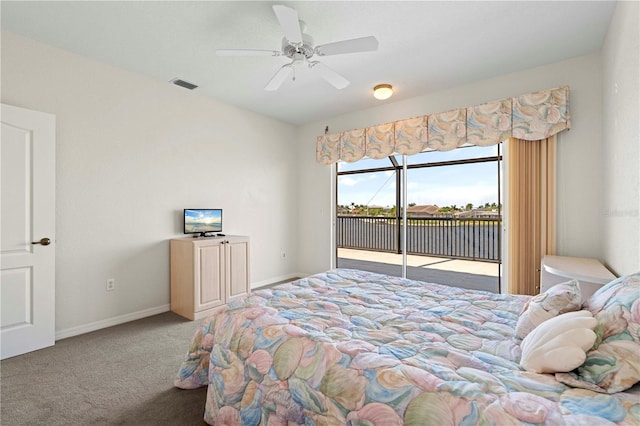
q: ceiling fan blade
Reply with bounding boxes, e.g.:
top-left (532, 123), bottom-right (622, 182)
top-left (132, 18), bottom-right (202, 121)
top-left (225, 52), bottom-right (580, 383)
top-left (264, 64), bottom-right (293, 91)
top-left (310, 61), bottom-right (350, 89)
top-left (216, 49), bottom-right (281, 57)
top-left (315, 36), bottom-right (379, 56)
top-left (272, 5), bottom-right (303, 45)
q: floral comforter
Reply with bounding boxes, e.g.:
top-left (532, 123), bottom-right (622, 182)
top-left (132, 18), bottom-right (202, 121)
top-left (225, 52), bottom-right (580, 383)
top-left (175, 268), bottom-right (640, 425)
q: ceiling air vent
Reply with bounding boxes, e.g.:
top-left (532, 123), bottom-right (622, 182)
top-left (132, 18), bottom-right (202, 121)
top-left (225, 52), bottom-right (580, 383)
top-left (170, 78), bottom-right (198, 90)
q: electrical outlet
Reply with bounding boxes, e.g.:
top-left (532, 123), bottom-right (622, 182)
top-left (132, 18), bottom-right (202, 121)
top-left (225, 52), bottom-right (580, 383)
top-left (106, 278), bottom-right (115, 291)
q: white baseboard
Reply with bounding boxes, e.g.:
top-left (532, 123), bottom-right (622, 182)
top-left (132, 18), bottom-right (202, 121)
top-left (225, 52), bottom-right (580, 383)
top-left (55, 273), bottom-right (310, 340)
top-left (251, 272), bottom-right (306, 289)
top-left (55, 304), bottom-right (171, 341)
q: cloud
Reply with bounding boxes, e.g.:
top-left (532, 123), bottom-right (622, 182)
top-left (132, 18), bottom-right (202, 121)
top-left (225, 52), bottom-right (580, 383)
top-left (339, 176), bottom-right (361, 186)
top-left (408, 182), bottom-right (498, 207)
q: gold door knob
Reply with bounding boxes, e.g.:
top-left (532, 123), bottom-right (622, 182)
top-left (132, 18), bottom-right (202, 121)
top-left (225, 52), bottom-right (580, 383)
top-left (32, 238), bottom-right (51, 246)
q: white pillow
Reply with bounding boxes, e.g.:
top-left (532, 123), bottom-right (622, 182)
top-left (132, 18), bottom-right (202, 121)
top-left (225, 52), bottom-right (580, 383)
top-left (520, 310), bottom-right (597, 374)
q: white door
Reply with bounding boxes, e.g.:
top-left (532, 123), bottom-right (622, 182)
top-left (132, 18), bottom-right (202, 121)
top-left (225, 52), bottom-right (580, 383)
top-left (1, 103), bottom-right (56, 359)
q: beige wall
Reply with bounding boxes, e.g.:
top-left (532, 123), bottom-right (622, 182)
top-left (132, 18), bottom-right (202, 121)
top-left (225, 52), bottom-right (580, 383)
top-left (601, 1), bottom-right (640, 276)
top-left (297, 52), bottom-right (606, 279)
top-left (1, 31), bottom-right (300, 336)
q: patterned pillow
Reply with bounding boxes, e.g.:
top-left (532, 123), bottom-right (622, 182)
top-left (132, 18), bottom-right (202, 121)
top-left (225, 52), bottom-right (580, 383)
top-left (516, 280), bottom-right (582, 339)
top-left (556, 272), bottom-right (640, 393)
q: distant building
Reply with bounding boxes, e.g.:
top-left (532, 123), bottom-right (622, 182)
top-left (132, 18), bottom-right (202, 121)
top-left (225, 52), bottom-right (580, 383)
top-left (455, 208), bottom-right (501, 219)
top-left (406, 205), bottom-right (440, 217)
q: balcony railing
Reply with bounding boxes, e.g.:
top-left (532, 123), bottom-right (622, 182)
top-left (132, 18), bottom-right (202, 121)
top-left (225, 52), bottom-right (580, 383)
top-left (336, 215), bottom-right (502, 263)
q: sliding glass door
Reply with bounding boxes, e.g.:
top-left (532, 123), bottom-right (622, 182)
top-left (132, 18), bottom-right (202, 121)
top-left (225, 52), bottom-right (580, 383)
top-left (336, 145), bottom-right (502, 292)
top-left (336, 156), bottom-right (402, 277)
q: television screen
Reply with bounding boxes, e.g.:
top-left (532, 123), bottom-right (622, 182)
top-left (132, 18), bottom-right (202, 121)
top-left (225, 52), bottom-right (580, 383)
top-left (184, 209), bottom-right (222, 236)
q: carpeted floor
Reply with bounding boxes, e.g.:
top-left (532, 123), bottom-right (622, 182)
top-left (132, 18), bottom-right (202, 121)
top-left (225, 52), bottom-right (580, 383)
top-left (0, 312), bottom-right (208, 425)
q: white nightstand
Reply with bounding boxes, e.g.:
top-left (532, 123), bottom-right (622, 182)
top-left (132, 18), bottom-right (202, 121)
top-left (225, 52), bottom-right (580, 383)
top-left (540, 255), bottom-right (616, 302)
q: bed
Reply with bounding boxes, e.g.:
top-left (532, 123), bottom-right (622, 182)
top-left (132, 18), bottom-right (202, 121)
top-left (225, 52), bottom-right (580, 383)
top-left (175, 268), bottom-right (640, 425)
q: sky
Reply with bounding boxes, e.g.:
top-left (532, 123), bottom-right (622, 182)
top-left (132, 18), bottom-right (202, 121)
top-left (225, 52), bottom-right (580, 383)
top-left (337, 145), bottom-right (501, 208)
top-left (185, 209), bottom-right (222, 224)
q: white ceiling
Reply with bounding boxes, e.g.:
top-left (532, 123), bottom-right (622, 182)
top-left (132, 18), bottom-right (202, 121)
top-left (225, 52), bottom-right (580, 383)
top-left (1, 1), bottom-right (615, 126)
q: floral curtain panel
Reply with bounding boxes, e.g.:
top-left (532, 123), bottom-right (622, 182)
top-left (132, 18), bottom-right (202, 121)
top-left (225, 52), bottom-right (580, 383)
top-left (467, 98), bottom-right (512, 147)
top-left (394, 116), bottom-right (427, 155)
top-left (428, 108), bottom-right (467, 152)
top-left (316, 86), bottom-right (570, 165)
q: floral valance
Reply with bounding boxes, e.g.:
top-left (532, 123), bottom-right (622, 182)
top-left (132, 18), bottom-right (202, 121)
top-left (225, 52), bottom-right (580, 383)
top-left (316, 86), bottom-right (570, 165)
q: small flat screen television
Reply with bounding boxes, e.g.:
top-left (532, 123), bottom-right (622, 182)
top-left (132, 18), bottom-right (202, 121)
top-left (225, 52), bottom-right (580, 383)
top-left (184, 209), bottom-right (222, 237)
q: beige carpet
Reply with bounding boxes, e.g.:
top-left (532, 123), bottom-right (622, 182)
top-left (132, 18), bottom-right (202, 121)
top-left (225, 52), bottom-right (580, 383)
top-left (1, 312), bottom-right (209, 425)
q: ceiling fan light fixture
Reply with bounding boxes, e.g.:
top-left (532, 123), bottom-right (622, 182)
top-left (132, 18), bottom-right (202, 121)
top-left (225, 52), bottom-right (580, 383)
top-left (373, 84), bottom-right (393, 100)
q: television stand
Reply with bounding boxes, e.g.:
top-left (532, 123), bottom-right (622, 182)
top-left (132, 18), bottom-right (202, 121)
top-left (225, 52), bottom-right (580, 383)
top-left (170, 235), bottom-right (250, 320)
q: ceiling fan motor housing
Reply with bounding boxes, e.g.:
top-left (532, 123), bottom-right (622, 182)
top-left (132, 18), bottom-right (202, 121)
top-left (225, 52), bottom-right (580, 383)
top-left (281, 33), bottom-right (315, 59)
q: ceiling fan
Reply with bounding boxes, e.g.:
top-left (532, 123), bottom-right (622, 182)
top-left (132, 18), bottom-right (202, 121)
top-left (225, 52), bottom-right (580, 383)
top-left (216, 4), bottom-right (378, 91)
